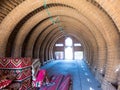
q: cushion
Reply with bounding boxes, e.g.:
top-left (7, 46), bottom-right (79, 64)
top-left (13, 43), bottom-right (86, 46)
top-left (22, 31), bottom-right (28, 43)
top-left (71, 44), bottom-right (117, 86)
top-left (32, 59), bottom-right (41, 80)
top-left (32, 69), bottom-right (46, 87)
top-left (0, 79), bottom-right (12, 89)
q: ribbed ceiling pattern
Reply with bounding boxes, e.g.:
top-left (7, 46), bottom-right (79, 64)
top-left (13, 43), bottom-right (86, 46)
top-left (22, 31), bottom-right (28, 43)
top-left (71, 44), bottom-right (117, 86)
top-left (0, 0), bottom-right (120, 89)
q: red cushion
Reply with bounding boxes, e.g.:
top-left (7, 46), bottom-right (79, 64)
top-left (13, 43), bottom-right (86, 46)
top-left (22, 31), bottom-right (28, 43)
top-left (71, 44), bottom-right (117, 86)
top-left (32, 69), bottom-right (47, 87)
top-left (40, 74), bottom-right (64, 90)
top-left (0, 79), bottom-right (12, 89)
top-left (58, 75), bottom-right (71, 90)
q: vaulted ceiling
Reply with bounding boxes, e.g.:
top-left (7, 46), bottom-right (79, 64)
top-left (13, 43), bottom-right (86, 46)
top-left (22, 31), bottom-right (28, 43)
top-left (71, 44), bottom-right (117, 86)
top-left (0, 0), bottom-right (120, 85)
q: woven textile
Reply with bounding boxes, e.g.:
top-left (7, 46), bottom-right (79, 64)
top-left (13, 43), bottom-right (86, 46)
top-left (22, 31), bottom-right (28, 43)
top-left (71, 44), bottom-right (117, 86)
top-left (5, 77), bottom-right (32, 90)
top-left (0, 58), bottom-right (31, 69)
top-left (0, 57), bottom-right (32, 89)
top-left (0, 79), bottom-right (12, 89)
top-left (0, 68), bottom-right (31, 81)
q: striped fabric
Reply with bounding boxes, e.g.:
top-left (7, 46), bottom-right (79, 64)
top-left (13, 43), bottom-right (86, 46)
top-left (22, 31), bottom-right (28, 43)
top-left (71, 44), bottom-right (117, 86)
top-left (39, 74), bottom-right (71, 90)
top-left (58, 75), bottom-right (71, 90)
top-left (0, 79), bottom-right (12, 89)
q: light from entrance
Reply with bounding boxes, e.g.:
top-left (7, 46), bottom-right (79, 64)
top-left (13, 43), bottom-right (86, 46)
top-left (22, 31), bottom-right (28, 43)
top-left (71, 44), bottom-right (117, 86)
top-left (54, 37), bottom-right (84, 60)
top-left (55, 51), bottom-right (64, 60)
top-left (64, 37), bottom-right (73, 60)
top-left (65, 47), bottom-right (73, 60)
top-left (74, 51), bottom-right (83, 60)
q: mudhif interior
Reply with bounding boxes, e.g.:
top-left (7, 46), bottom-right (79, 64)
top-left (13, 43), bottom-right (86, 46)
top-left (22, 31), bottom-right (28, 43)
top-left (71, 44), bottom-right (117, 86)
top-left (0, 0), bottom-right (120, 90)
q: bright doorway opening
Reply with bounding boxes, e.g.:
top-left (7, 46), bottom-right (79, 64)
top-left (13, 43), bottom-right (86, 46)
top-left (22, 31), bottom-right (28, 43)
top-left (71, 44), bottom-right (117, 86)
top-left (65, 37), bottom-right (73, 60)
top-left (55, 51), bottom-right (64, 60)
top-left (65, 47), bottom-right (73, 60)
top-left (74, 51), bottom-right (83, 60)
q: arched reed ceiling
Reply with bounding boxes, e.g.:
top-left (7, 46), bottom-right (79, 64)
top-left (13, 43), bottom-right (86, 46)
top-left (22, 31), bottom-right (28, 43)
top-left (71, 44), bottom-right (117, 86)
top-left (0, 0), bottom-right (119, 84)
top-left (6, 6), bottom-right (106, 57)
top-left (15, 16), bottom-right (98, 58)
top-left (41, 30), bottom-right (95, 61)
top-left (0, 0), bottom-right (120, 32)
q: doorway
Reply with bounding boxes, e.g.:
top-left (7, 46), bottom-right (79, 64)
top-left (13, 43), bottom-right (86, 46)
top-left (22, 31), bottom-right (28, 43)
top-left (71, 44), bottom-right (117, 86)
top-left (65, 37), bottom-right (73, 60)
top-left (65, 47), bottom-right (73, 60)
